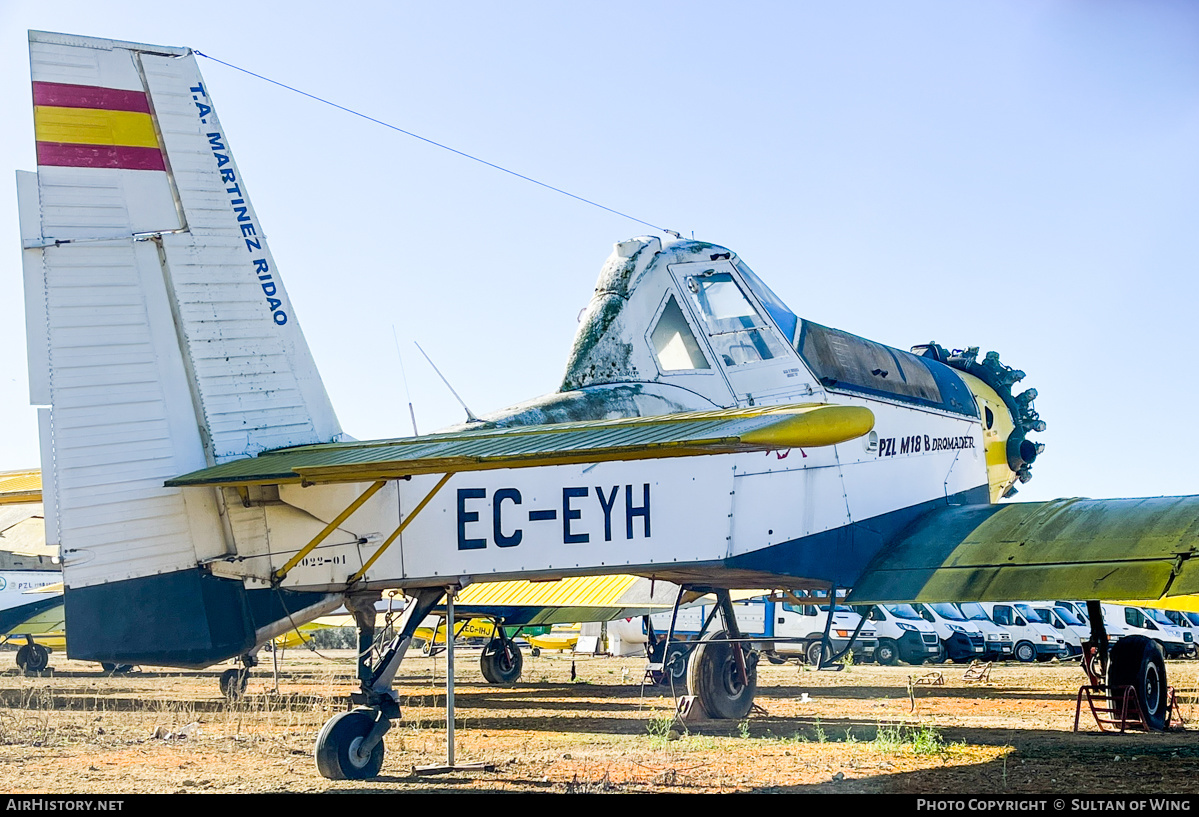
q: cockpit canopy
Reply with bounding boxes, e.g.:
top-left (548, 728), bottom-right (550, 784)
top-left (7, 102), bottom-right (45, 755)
top-left (562, 236), bottom-right (976, 418)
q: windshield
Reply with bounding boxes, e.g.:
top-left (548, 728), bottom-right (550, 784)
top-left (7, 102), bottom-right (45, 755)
top-left (1054, 607), bottom-right (1085, 626)
top-left (1145, 608), bottom-right (1174, 626)
top-left (929, 603), bottom-right (967, 622)
top-left (957, 602), bottom-right (991, 622)
top-left (818, 604), bottom-right (855, 614)
top-left (1017, 604), bottom-right (1050, 624)
top-left (735, 259), bottom-right (798, 344)
top-left (884, 604), bottom-right (923, 620)
top-left (1185, 612), bottom-right (1199, 627)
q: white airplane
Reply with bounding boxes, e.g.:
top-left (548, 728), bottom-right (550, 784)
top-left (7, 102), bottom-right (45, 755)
top-left (18, 30), bottom-right (1199, 779)
top-left (0, 469), bottom-right (62, 671)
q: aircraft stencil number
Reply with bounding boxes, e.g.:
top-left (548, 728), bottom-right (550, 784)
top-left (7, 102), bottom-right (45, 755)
top-left (457, 485), bottom-right (651, 550)
top-left (300, 554), bottom-right (347, 567)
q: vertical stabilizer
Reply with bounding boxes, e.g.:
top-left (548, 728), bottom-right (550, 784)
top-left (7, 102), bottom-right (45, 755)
top-left (19, 31), bottom-right (341, 665)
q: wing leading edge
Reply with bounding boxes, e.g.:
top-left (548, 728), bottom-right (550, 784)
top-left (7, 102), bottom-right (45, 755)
top-left (849, 496), bottom-right (1199, 605)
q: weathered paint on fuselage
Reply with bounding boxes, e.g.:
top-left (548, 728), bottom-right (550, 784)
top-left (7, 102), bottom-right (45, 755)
top-left (264, 238), bottom-right (1018, 594)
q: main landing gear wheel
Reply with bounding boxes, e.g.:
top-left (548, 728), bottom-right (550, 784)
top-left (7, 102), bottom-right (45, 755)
top-left (315, 709), bottom-right (386, 780)
top-left (1108, 635), bottom-right (1169, 731)
top-left (15, 643), bottom-right (48, 672)
top-left (687, 630), bottom-right (758, 720)
top-left (219, 668), bottom-right (248, 699)
top-left (480, 637), bottom-right (523, 684)
top-left (876, 639), bottom-right (899, 666)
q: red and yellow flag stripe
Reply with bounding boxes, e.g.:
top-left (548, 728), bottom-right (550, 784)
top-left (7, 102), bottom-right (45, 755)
top-left (33, 82), bottom-right (165, 171)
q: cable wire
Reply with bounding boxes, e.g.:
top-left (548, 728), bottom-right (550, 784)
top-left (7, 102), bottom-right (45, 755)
top-left (193, 50), bottom-right (676, 235)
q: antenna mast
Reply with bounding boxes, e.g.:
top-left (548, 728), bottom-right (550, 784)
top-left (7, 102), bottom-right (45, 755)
top-left (414, 342), bottom-right (482, 424)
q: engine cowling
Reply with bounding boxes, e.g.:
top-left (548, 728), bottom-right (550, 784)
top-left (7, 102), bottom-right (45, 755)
top-left (912, 344), bottom-right (1044, 502)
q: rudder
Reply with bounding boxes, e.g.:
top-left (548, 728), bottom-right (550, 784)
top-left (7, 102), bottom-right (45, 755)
top-left (19, 31), bottom-right (342, 665)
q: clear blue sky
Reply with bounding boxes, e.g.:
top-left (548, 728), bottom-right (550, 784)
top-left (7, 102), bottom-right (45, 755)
top-left (1, 1), bottom-right (1196, 502)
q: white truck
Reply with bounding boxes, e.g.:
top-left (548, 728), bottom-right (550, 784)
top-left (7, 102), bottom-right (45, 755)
top-left (646, 596), bottom-right (878, 665)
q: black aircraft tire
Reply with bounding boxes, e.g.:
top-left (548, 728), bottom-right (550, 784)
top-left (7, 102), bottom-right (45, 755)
top-left (687, 630), bottom-right (758, 721)
top-left (1108, 635), bottom-right (1169, 731)
top-left (219, 668), bottom-right (248, 699)
top-left (315, 709), bottom-right (385, 780)
top-left (18, 644), bottom-right (48, 672)
top-left (480, 638), bottom-right (523, 684)
top-left (876, 639), bottom-right (899, 666)
top-left (660, 642), bottom-right (689, 685)
top-left (766, 651), bottom-right (788, 665)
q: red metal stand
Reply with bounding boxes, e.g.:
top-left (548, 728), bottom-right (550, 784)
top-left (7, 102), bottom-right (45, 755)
top-left (1073, 646), bottom-right (1183, 733)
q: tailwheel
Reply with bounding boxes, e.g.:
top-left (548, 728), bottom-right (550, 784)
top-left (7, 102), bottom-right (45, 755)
top-left (687, 629), bottom-right (758, 720)
top-left (219, 667), bottom-right (248, 699)
top-left (315, 709), bottom-right (387, 780)
top-left (16, 643), bottom-right (49, 672)
top-left (1108, 635), bottom-right (1169, 731)
top-left (480, 636), bottom-right (523, 684)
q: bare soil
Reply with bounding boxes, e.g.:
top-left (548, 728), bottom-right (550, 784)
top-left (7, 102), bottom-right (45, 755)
top-left (3, 648), bottom-right (1199, 794)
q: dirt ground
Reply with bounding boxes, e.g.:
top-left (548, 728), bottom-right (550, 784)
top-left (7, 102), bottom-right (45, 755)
top-left (3, 646), bottom-right (1199, 794)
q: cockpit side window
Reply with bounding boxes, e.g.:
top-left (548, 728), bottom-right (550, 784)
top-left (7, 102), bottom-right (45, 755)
top-left (649, 294), bottom-right (710, 372)
top-left (683, 271), bottom-right (786, 367)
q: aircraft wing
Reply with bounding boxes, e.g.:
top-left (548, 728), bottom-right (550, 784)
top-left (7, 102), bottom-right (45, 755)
top-left (165, 403), bottom-right (873, 487)
top-left (848, 496), bottom-right (1199, 605)
top-left (0, 470), bottom-right (41, 505)
top-left (446, 575), bottom-right (684, 626)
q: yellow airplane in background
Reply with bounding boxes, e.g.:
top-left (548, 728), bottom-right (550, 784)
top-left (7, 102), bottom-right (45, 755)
top-left (0, 470), bottom-right (63, 672)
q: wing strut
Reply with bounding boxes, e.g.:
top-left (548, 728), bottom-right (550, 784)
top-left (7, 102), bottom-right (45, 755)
top-left (273, 480), bottom-right (387, 583)
top-left (347, 473), bottom-right (454, 586)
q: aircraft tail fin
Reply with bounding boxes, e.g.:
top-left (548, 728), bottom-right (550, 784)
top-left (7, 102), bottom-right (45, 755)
top-left (19, 31), bottom-right (342, 666)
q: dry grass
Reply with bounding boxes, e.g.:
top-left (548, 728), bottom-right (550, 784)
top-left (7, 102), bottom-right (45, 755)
top-left (2, 651), bottom-right (1199, 793)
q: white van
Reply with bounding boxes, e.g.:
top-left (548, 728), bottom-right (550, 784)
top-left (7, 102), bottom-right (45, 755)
top-left (1102, 604), bottom-right (1192, 659)
top-left (1161, 608), bottom-right (1199, 641)
top-left (861, 605), bottom-right (942, 665)
top-left (1055, 600), bottom-right (1138, 647)
top-left (910, 603), bottom-right (986, 662)
top-left (956, 602), bottom-right (1015, 661)
top-left (1024, 603), bottom-right (1086, 657)
top-left (977, 602), bottom-right (1068, 662)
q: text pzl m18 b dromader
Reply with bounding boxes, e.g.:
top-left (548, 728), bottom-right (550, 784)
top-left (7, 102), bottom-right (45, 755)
top-left (19, 30), bottom-right (1199, 778)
